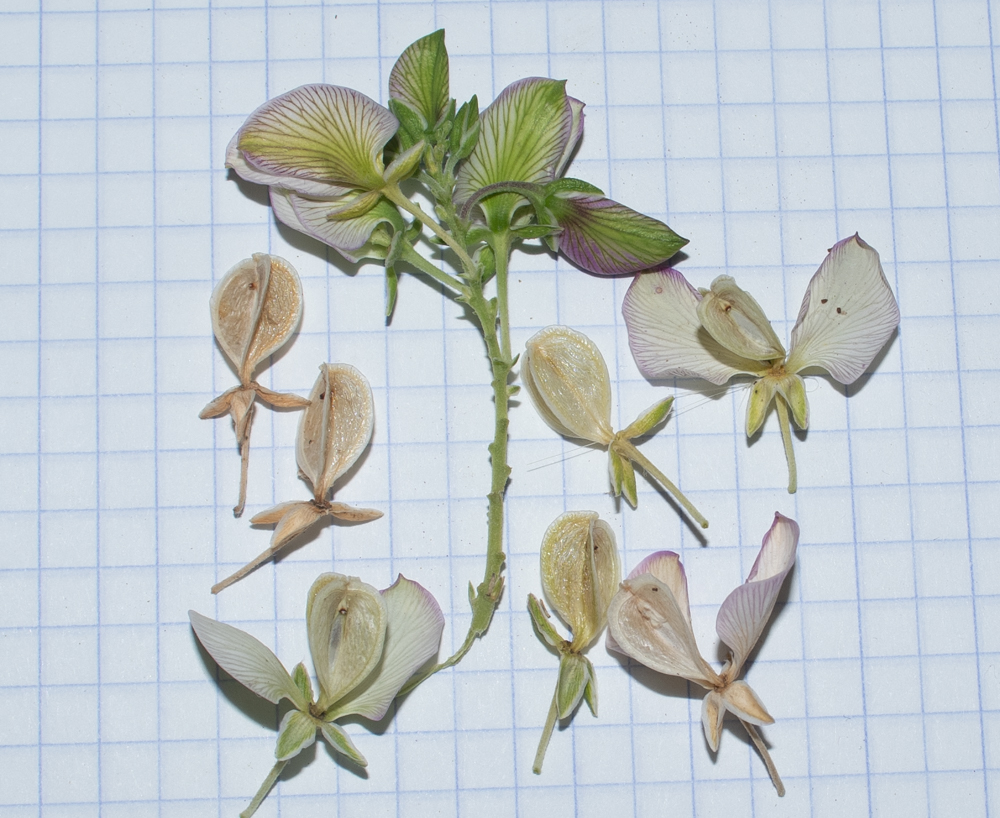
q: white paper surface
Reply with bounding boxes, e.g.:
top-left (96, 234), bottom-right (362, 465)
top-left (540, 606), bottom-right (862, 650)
top-left (1, 1), bottom-right (999, 815)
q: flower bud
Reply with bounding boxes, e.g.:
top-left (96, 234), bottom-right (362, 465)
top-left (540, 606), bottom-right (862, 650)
top-left (697, 276), bottom-right (785, 362)
top-left (540, 511), bottom-right (621, 650)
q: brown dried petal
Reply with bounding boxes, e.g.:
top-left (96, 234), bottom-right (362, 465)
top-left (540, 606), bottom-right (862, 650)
top-left (297, 364), bottom-right (375, 499)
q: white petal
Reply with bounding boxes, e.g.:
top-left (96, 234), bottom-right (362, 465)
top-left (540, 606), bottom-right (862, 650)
top-left (701, 690), bottom-right (726, 752)
top-left (720, 680), bottom-right (773, 726)
top-left (189, 610), bottom-right (308, 711)
top-left (607, 572), bottom-right (720, 687)
top-left (332, 575), bottom-right (445, 721)
top-left (716, 513), bottom-right (799, 675)
top-left (785, 234), bottom-right (900, 384)
top-left (625, 551), bottom-right (694, 630)
top-left (623, 268), bottom-right (767, 384)
top-left (226, 131), bottom-right (353, 199)
top-left (286, 191), bottom-right (391, 261)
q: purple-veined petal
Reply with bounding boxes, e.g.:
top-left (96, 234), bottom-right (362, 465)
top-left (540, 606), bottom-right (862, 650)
top-left (306, 573), bottom-right (387, 712)
top-left (701, 690), bottom-right (725, 752)
top-left (276, 191), bottom-right (397, 263)
top-left (623, 268), bottom-right (768, 384)
top-left (275, 710), bottom-right (317, 761)
top-left (716, 513), bottom-right (799, 676)
top-left (784, 234), bottom-right (900, 383)
top-left (455, 78), bottom-right (573, 224)
top-left (227, 132), bottom-right (354, 199)
top-left (388, 30), bottom-right (450, 127)
top-left (234, 85), bottom-right (398, 193)
top-left (554, 96), bottom-right (585, 178)
top-left (547, 195), bottom-right (688, 276)
top-left (331, 575), bottom-right (445, 721)
top-left (606, 571), bottom-right (721, 688)
top-left (625, 551), bottom-right (694, 630)
top-left (720, 680), bottom-right (773, 726)
top-left (189, 611), bottom-right (309, 711)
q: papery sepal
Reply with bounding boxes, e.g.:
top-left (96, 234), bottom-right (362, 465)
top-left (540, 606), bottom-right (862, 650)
top-left (319, 721), bottom-right (368, 767)
top-left (275, 710), bottom-right (317, 762)
top-left (556, 652), bottom-right (590, 719)
top-left (528, 594), bottom-right (563, 649)
top-left (701, 690), bottom-right (726, 752)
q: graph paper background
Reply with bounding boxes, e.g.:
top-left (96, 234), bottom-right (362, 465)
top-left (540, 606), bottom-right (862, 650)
top-left (1, 0), bottom-right (999, 815)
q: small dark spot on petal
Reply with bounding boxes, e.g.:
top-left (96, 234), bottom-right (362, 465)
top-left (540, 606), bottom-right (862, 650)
top-left (650, 586), bottom-right (659, 592)
top-left (655, 286), bottom-right (663, 294)
top-left (338, 607), bottom-right (348, 615)
top-left (836, 307), bottom-right (844, 315)
top-left (821, 298), bottom-right (828, 304)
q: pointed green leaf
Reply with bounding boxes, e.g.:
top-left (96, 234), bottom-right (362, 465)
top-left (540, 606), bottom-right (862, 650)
top-left (388, 98), bottom-right (426, 149)
top-left (511, 224), bottom-right (560, 241)
top-left (546, 194), bottom-right (688, 276)
top-left (388, 30), bottom-right (450, 128)
top-left (385, 259), bottom-right (399, 317)
top-left (528, 593), bottom-right (563, 649)
top-left (236, 85), bottom-right (397, 192)
top-left (582, 659), bottom-right (598, 716)
top-left (621, 397), bottom-right (674, 440)
top-left (619, 455), bottom-right (637, 509)
top-left (319, 720), bottom-right (368, 767)
top-left (383, 140), bottom-right (425, 186)
top-left (556, 653), bottom-right (589, 719)
top-left (544, 177), bottom-right (604, 197)
top-left (275, 710), bottom-right (317, 762)
top-left (449, 96), bottom-right (479, 161)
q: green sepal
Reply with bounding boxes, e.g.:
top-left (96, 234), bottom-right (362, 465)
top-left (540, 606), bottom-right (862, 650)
top-left (555, 653), bottom-right (590, 719)
top-left (384, 261), bottom-right (399, 317)
top-left (775, 374), bottom-right (809, 429)
top-left (745, 377), bottom-right (777, 437)
top-left (528, 593), bottom-right (563, 649)
top-left (388, 98), bottom-right (426, 150)
top-left (291, 662), bottom-right (314, 705)
top-left (582, 663), bottom-right (598, 716)
top-left (468, 580), bottom-right (477, 608)
top-left (511, 224), bottom-right (560, 241)
top-left (319, 720), bottom-right (368, 767)
top-left (383, 140), bottom-right (425, 186)
top-left (388, 30), bottom-right (450, 129)
top-left (621, 397), bottom-right (674, 440)
top-left (543, 177), bottom-right (604, 197)
top-left (275, 710), bottom-right (317, 762)
top-left (609, 449), bottom-right (637, 508)
top-left (449, 96), bottom-right (480, 163)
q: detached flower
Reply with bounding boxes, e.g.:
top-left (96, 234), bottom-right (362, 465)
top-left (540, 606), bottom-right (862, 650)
top-left (190, 572), bottom-right (444, 818)
top-left (212, 363), bottom-right (382, 593)
top-left (200, 254), bottom-right (311, 517)
top-left (523, 325), bottom-right (708, 528)
top-left (226, 84), bottom-right (416, 262)
top-left (607, 512), bottom-right (799, 796)
top-left (455, 78), bottom-right (687, 274)
top-left (528, 511), bottom-right (621, 773)
top-left (623, 235), bottom-right (900, 492)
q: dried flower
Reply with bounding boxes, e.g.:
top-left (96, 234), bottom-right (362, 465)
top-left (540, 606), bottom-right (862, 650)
top-left (522, 325), bottom-right (708, 528)
top-left (623, 235), bottom-right (900, 492)
top-left (212, 363), bottom-right (381, 593)
top-left (190, 572), bottom-right (444, 817)
top-left (200, 253), bottom-right (311, 516)
top-left (528, 511), bottom-right (620, 773)
top-left (607, 512), bottom-right (799, 795)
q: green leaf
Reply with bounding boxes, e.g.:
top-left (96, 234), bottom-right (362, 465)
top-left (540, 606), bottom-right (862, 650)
top-left (319, 720), bottom-right (368, 767)
top-left (620, 455), bottom-right (637, 508)
top-left (291, 662), bottom-right (314, 705)
top-left (275, 710), bottom-right (317, 762)
top-left (621, 397), bottom-right (674, 440)
top-left (511, 224), bottom-right (559, 241)
top-left (582, 661), bottom-right (598, 716)
top-left (449, 96), bottom-right (479, 159)
top-left (555, 653), bottom-right (589, 719)
top-left (528, 593), bottom-right (563, 649)
top-left (385, 263), bottom-right (399, 317)
top-left (544, 177), bottom-right (604, 196)
top-left (388, 30), bottom-right (450, 128)
top-left (388, 98), bottom-right (427, 149)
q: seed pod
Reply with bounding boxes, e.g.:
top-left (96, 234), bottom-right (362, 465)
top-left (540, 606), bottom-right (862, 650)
top-left (201, 253), bottom-right (310, 516)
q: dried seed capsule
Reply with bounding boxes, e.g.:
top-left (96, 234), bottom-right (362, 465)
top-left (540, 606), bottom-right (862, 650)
top-left (200, 253), bottom-right (310, 516)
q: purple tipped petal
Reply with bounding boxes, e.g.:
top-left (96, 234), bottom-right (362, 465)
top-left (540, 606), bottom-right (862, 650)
top-left (716, 513), bottom-right (799, 676)
top-left (623, 268), bottom-right (767, 383)
top-left (277, 191), bottom-right (394, 262)
top-left (547, 195), bottom-right (687, 276)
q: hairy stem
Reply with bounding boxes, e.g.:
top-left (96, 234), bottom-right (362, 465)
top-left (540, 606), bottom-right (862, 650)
top-left (532, 689), bottom-right (560, 774)
top-left (383, 185), bottom-right (477, 272)
top-left (492, 231), bottom-right (513, 361)
top-left (741, 720), bottom-right (785, 797)
top-left (775, 396), bottom-right (798, 494)
top-left (240, 759), bottom-right (288, 818)
top-left (614, 439), bottom-right (709, 529)
top-left (399, 243), bottom-right (469, 297)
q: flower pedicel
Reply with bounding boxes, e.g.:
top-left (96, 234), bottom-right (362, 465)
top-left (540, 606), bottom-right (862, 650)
top-left (200, 253), bottom-right (310, 516)
top-left (623, 235), bottom-right (900, 492)
top-left (607, 512), bottom-right (799, 795)
top-left (523, 325), bottom-right (708, 528)
top-left (190, 572), bottom-right (444, 817)
top-left (212, 363), bottom-right (381, 593)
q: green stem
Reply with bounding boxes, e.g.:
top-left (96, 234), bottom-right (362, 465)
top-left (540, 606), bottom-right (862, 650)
top-left (240, 759), bottom-right (288, 818)
top-left (399, 244), bottom-right (469, 298)
top-left (614, 439), bottom-right (709, 529)
top-left (383, 185), bottom-right (477, 273)
top-left (532, 688), bottom-right (560, 774)
top-left (741, 719), bottom-right (785, 797)
top-left (774, 397), bottom-right (797, 494)
top-left (492, 231), bottom-right (513, 360)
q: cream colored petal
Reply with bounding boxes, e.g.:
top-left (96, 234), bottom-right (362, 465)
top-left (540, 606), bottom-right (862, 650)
top-left (296, 364), bottom-right (375, 498)
top-left (242, 255), bottom-right (304, 382)
top-left (696, 275), bottom-right (785, 361)
top-left (523, 325), bottom-right (615, 445)
top-left (720, 680), bottom-right (773, 726)
top-left (306, 573), bottom-right (387, 711)
top-left (701, 690), bottom-right (725, 752)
